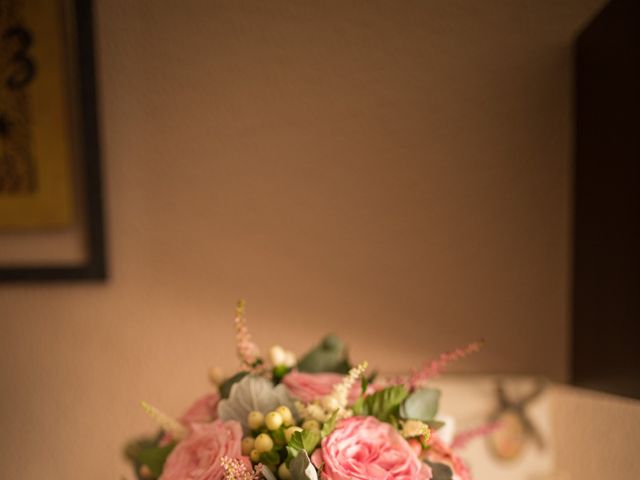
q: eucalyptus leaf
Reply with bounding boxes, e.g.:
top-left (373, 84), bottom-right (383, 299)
top-left (400, 387), bottom-right (441, 421)
top-left (290, 450), bottom-right (319, 480)
top-left (426, 419), bottom-right (446, 430)
top-left (297, 335), bottom-right (350, 373)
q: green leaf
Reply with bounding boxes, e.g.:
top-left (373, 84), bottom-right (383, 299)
top-left (286, 445), bottom-right (299, 462)
top-left (136, 443), bottom-right (175, 477)
top-left (219, 371), bottom-right (249, 399)
top-left (352, 396), bottom-right (365, 415)
top-left (259, 449), bottom-right (280, 466)
top-left (400, 387), bottom-right (441, 421)
top-left (297, 335), bottom-right (350, 373)
top-left (360, 375), bottom-right (369, 395)
top-left (271, 426), bottom-right (287, 446)
top-left (288, 429), bottom-right (321, 455)
top-left (272, 365), bottom-right (291, 383)
top-left (353, 386), bottom-right (409, 422)
top-left (123, 436), bottom-right (157, 461)
top-left (388, 413), bottom-right (399, 430)
top-left (426, 419), bottom-right (446, 430)
top-left (321, 409), bottom-right (339, 438)
top-left (290, 450), bottom-right (319, 480)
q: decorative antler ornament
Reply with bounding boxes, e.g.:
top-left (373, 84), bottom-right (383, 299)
top-left (488, 378), bottom-right (546, 460)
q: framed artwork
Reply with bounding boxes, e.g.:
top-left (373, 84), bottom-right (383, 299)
top-left (0, 0), bottom-right (106, 281)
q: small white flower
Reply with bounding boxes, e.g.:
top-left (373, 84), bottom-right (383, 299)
top-left (283, 351), bottom-right (297, 368)
top-left (307, 403), bottom-right (327, 422)
top-left (270, 345), bottom-right (286, 366)
top-left (269, 345), bottom-right (297, 367)
top-left (295, 361), bottom-right (368, 424)
top-left (330, 361), bottom-right (368, 409)
top-left (320, 395), bottom-right (340, 412)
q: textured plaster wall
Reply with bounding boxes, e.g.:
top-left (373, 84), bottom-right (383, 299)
top-left (0, 1), bottom-right (606, 478)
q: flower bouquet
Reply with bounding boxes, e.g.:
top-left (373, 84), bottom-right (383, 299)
top-left (124, 302), bottom-right (489, 480)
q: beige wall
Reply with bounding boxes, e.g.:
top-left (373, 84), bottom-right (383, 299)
top-left (0, 1), bottom-right (606, 478)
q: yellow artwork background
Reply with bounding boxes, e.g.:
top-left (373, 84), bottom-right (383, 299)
top-left (0, 0), bottom-right (75, 229)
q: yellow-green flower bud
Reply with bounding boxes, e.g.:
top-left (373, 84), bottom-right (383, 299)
top-left (265, 411), bottom-right (284, 430)
top-left (241, 436), bottom-right (255, 455)
top-left (247, 411), bottom-right (264, 430)
top-left (254, 433), bottom-right (274, 453)
top-left (275, 405), bottom-right (294, 426)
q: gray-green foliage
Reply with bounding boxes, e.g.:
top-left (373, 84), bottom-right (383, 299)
top-left (425, 460), bottom-right (454, 480)
top-left (399, 387), bottom-right (441, 421)
top-left (290, 451), bottom-right (319, 480)
top-left (217, 375), bottom-right (296, 433)
top-left (296, 335), bottom-right (350, 373)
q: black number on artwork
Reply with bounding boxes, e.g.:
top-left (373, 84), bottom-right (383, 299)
top-left (3, 26), bottom-right (36, 89)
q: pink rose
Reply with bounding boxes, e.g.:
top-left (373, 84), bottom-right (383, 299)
top-left (180, 393), bottom-right (220, 424)
top-left (282, 370), bottom-right (364, 403)
top-left (160, 393), bottom-right (220, 446)
top-left (160, 420), bottom-right (249, 480)
top-left (315, 416), bottom-right (432, 480)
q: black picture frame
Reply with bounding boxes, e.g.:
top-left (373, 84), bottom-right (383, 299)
top-left (0, 0), bottom-right (106, 282)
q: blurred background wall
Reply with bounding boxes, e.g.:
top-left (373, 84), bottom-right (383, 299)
top-left (0, 0), bottom-right (606, 478)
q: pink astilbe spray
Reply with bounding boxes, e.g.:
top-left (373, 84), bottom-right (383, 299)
top-left (234, 300), bottom-right (262, 372)
top-left (404, 340), bottom-right (484, 389)
top-left (220, 456), bottom-right (263, 480)
top-left (427, 435), bottom-right (473, 480)
top-left (451, 421), bottom-right (501, 450)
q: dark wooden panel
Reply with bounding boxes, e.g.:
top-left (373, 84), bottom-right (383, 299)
top-left (572, 0), bottom-right (640, 398)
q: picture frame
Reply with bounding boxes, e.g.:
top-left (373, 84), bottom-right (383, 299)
top-left (0, 0), bottom-right (106, 282)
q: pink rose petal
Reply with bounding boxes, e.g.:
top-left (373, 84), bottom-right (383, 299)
top-left (319, 416), bottom-right (432, 480)
top-left (283, 370), bottom-right (366, 403)
top-left (160, 420), bottom-right (249, 480)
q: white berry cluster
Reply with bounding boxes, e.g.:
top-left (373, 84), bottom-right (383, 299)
top-left (296, 361), bottom-right (368, 423)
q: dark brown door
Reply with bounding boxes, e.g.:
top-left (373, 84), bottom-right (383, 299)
top-left (573, 0), bottom-right (640, 399)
